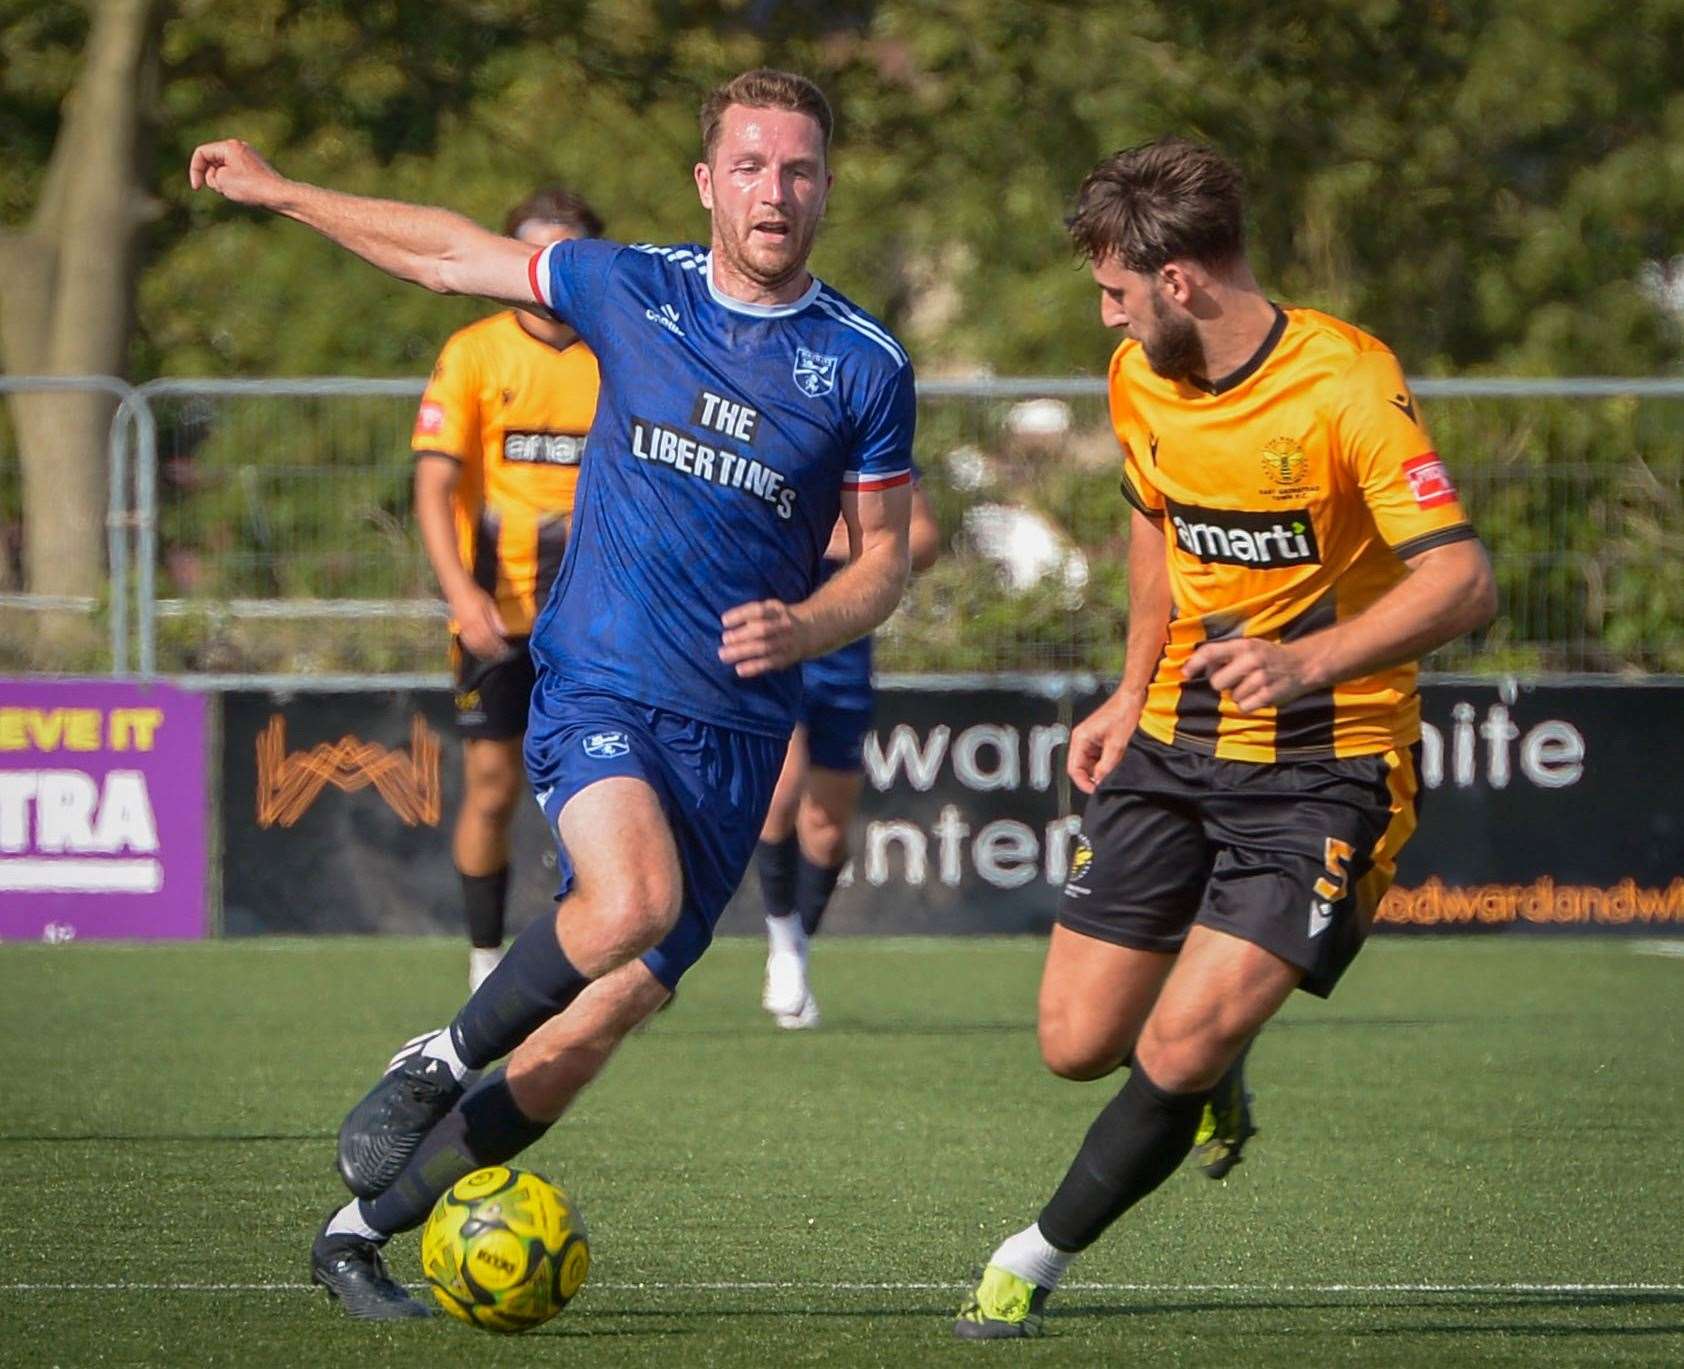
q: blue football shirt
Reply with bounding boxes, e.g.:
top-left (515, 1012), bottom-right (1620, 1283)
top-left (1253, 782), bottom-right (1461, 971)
top-left (524, 240), bottom-right (916, 738)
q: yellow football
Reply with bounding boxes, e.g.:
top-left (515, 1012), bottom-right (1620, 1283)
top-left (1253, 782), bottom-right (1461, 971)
top-left (419, 1165), bottom-right (589, 1332)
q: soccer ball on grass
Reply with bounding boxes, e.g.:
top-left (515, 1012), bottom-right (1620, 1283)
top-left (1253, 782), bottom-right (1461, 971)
top-left (420, 1165), bottom-right (589, 1332)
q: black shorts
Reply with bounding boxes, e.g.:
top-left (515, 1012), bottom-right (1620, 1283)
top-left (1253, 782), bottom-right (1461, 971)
top-left (451, 635), bottom-right (536, 740)
top-left (1059, 730), bottom-right (1421, 998)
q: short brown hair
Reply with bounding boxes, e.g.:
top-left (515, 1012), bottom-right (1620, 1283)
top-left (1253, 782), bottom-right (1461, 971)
top-left (699, 68), bottom-right (833, 164)
top-left (1067, 138), bottom-right (1246, 273)
top-left (503, 186), bottom-right (604, 239)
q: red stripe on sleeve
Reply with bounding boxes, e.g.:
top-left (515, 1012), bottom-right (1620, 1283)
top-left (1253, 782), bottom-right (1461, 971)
top-left (844, 470), bottom-right (912, 493)
top-left (527, 247), bottom-right (547, 306)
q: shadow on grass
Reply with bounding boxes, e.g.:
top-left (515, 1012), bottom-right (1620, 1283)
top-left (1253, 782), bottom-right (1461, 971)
top-left (0, 1132), bottom-right (334, 1143)
top-left (550, 1302), bottom-right (957, 1324)
top-left (1049, 1289), bottom-right (1684, 1339)
top-left (523, 1324), bottom-right (699, 1341)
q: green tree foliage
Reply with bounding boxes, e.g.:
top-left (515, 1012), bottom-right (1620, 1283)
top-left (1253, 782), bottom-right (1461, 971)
top-left (8, 0), bottom-right (1658, 379)
top-left (10, 0), bottom-right (1683, 375)
top-left (4, 1), bottom-right (1683, 674)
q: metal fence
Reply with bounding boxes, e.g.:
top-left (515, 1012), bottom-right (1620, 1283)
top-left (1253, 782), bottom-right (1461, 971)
top-left (3, 375), bottom-right (1681, 681)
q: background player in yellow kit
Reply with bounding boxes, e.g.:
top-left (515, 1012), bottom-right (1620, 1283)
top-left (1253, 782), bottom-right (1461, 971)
top-left (956, 137), bottom-right (1497, 1338)
top-left (411, 187), bottom-right (604, 990)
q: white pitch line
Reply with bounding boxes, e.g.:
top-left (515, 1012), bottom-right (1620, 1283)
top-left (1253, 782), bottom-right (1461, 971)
top-left (0, 1280), bottom-right (1679, 1294)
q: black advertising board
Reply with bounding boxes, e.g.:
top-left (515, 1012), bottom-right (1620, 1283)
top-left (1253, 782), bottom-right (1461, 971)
top-left (220, 681), bottom-right (1683, 936)
top-left (722, 677), bottom-right (1683, 936)
top-left (220, 689), bottom-right (558, 936)
top-left (719, 683), bottom-right (1079, 936)
top-left (1372, 680), bottom-right (1682, 931)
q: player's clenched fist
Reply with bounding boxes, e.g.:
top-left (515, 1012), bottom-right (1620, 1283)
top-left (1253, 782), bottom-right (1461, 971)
top-left (188, 139), bottom-right (286, 206)
top-left (1182, 636), bottom-right (1312, 714)
top-left (718, 600), bottom-right (812, 678)
top-left (1066, 689), bottom-right (1143, 794)
top-left (449, 586), bottom-right (513, 663)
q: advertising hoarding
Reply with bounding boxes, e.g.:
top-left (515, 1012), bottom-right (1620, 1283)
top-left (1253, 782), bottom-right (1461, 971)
top-left (218, 681), bottom-right (1683, 937)
top-left (0, 678), bottom-right (208, 940)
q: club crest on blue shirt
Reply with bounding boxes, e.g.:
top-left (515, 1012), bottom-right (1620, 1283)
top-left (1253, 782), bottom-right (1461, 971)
top-left (792, 347), bottom-right (839, 398)
top-left (582, 730), bottom-right (631, 759)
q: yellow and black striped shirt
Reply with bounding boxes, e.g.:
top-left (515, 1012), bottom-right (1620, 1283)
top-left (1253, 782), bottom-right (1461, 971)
top-left (412, 311), bottom-right (600, 636)
top-left (1113, 306), bottom-right (1475, 763)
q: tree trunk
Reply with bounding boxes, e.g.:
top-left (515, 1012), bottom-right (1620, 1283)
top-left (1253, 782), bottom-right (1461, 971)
top-left (0, 0), bottom-right (159, 655)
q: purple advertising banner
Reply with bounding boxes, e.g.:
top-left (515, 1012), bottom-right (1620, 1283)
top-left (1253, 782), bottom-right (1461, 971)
top-left (0, 679), bottom-right (208, 940)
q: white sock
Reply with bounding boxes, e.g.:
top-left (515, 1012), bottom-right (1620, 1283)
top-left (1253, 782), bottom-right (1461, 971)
top-left (324, 1198), bottom-right (387, 1244)
top-left (990, 1222), bottom-right (1076, 1292)
top-left (468, 945), bottom-right (503, 993)
top-left (419, 1027), bottom-right (471, 1083)
top-left (765, 913), bottom-right (808, 962)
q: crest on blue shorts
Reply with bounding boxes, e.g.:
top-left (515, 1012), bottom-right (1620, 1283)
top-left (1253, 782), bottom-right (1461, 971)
top-left (582, 730), bottom-right (630, 759)
top-left (792, 347), bottom-right (839, 398)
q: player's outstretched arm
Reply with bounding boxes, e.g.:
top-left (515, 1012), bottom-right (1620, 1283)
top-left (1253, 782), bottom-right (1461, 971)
top-left (188, 139), bottom-right (535, 306)
top-left (718, 484), bottom-right (912, 679)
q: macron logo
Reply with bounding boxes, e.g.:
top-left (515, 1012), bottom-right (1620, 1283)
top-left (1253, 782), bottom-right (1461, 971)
top-left (644, 303), bottom-right (686, 338)
top-left (1309, 899), bottom-right (1334, 938)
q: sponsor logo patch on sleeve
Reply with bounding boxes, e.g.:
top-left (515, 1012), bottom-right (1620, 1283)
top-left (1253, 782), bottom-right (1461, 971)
top-left (414, 401), bottom-right (446, 437)
top-left (1402, 451), bottom-right (1457, 509)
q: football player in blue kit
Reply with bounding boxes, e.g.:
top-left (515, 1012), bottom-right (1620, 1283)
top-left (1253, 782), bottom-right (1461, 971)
top-left (190, 68), bottom-right (917, 1320)
top-left (758, 490), bottom-right (940, 1028)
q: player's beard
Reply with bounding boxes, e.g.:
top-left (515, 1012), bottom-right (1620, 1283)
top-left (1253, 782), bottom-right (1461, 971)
top-left (716, 213), bottom-right (820, 294)
top-left (1142, 290), bottom-right (1206, 383)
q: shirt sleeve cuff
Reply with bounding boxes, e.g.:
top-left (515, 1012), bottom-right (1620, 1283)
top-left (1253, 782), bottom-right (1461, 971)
top-left (843, 468), bottom-right (912, 492)
top-left (1390, 523), bottom-right (1476, 561)
top-left (1119, 471), bottom-right (1164, 519)
top-left (527, 245), bottom-right (554, 309)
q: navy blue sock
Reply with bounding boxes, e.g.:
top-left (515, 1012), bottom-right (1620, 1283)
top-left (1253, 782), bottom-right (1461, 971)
top-left (1036, 1063), bottom-right (1207, 1253)
top-left (793, 852), bottom-right (845, 938)
top-left (448, 910), bottom-right (588, 1069)
top-left (756, 836), bottom-right (798, 919)
top-left (361, 1067), bottom-right (551, 1236)
top-left (461, 866), bottom-right (509, 948)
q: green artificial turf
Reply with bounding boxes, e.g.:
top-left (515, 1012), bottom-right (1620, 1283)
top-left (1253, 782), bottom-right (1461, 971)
top-left (1, 935), bottom-right (1680, 1366)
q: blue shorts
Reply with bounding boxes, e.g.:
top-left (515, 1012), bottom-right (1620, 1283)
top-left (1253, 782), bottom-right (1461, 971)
top-left (799, 693), bottom-right (874, 771)
top-left (798, 657), bottom-right (874, 774)
top-left (524, 682), bottom-right (784, 989)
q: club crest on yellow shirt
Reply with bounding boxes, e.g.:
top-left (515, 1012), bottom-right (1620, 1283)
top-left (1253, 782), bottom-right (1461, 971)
top-left (1260, 436), bottom-right (1308, 487)
top-left (1258, 436), bottom-right (1318, 502)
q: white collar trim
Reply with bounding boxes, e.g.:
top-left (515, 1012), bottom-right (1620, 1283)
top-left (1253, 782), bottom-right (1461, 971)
top-left (705, 253), bottom-right (823, 317)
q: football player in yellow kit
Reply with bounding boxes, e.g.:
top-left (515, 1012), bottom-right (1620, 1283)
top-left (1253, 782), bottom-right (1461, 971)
top-left (412, 188), bottom-right (603, 990)
top-left (957, 137), bottom-right (1495, 1339)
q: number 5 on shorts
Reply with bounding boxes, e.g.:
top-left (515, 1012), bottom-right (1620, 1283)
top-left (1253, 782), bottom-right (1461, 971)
top-left (1313, 837), bottom-right (1355, 902)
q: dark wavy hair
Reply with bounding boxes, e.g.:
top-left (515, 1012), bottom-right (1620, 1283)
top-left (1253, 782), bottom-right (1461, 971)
top-left (1067, 137), bottom-right (1246, 272)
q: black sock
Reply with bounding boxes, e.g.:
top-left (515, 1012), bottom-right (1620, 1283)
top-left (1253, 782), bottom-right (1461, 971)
top-left (756, 836), bottom-right (798, 919)
top-left (1037, 1063), bottom-right (1207, 1253)
top-left (793, 852), bottom-right (844, 938)
top-left (448, 910), bottom-right (589, 1070)
top-left (361, 1067), bottom-right (551, 1236)
top-left (461, 866), bottom-right (510, 948)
